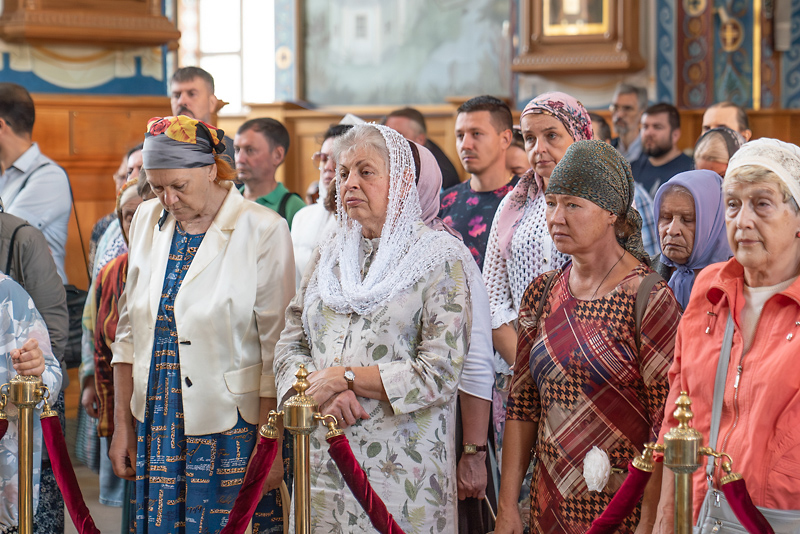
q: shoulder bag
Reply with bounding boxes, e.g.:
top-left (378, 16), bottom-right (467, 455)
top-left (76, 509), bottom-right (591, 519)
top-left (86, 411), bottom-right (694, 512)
top-left (694, 313), bottom-right (800, 533)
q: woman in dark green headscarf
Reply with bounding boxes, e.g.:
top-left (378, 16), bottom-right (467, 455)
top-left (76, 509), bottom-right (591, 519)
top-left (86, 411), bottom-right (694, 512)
top-left (495, 140), bottom-right (682, 534)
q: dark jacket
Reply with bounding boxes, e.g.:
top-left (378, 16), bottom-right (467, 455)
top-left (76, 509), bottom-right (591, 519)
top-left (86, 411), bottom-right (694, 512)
top-left (425, 138), bottom-right (462, 190)
top-left (0, 212), bottom-right (68, 367)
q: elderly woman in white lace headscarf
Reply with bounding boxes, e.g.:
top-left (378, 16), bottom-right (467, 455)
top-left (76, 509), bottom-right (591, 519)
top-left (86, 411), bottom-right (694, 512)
top-left (274, 124), bottom-right (473, 533)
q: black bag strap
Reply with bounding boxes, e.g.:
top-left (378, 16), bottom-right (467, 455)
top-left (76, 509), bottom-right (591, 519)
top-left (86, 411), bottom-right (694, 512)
top-left (533, 269), bottom-right (559, 327)
top-left (17, 159), bottom-right (90, 284)
top-left (634, 272), bottom-right (664, 352)
top-left (278, 192), bottom-right (302, 220)
top-left (5, 222), bottom-right (31, 275)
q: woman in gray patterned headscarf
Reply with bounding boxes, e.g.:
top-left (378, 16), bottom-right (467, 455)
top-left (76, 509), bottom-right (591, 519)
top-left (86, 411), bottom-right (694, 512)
top-left (496, 140), bottom-right (681, 534)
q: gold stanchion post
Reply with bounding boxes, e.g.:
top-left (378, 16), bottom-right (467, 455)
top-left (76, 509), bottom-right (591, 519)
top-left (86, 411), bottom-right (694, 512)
top-left (262, 365), bottom-right (343, 534)
top-left (631, 392), bottom-right (744, 534)
top-left (2, 375), bottom-right (47, 534)
top-left (662, 393), bottom-right (703, 534)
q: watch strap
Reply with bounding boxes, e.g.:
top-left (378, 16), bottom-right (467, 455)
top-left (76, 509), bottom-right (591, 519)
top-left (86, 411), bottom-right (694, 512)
top-left (345, 366), bottom-right (355, 391)
top-left (463, 443), bottom-right (488, 454)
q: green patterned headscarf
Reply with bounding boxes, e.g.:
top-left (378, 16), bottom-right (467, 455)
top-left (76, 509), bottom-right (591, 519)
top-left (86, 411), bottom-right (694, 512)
top-left (546, 139), bottom-right (648, 262)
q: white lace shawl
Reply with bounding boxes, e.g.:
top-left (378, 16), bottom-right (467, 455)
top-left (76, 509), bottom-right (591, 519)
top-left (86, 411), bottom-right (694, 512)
top-left (302, 124), bottom-right (473, 331)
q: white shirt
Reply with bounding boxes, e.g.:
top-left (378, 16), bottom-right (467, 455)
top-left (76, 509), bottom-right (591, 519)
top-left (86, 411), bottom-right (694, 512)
top-left (0, 143), bottom-right (71, 283)
top-left (290, 201), bottom-right (336, 288)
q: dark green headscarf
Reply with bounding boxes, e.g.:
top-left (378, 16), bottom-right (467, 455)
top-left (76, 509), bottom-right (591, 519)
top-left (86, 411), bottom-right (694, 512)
top-left (546, 139), bottom-right (648, 262)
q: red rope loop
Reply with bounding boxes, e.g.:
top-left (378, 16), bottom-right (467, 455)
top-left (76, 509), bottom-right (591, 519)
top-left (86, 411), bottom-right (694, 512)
top-left (327, 433), bottom-right (406, 534)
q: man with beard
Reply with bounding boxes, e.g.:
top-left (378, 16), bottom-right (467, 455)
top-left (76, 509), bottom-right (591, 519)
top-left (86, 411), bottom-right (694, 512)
top-left (234, 117), bottom-right (305, 228)
top-left (631, 103), bottom-right (693, 197)
top-left (170, 66), bottom-right (236, 166)
top-left (610, 83), bottom-right (647, 162)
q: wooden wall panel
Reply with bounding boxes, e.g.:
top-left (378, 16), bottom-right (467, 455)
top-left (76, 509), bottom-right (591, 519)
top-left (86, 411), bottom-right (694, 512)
top-left (30, 94), bottom-right (172, 289)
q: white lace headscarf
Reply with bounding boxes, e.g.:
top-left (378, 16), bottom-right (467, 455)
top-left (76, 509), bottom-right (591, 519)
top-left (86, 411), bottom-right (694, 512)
top-left (303, 124), bottom-right (472, 329)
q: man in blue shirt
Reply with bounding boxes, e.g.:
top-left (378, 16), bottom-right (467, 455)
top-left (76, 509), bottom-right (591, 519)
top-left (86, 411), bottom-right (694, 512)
top-left (234, 118), bottom-right (305, 229)
top-left (631, 103), bottom-right (694, 198)
top-left (0, 83), bottom-right (71, 283)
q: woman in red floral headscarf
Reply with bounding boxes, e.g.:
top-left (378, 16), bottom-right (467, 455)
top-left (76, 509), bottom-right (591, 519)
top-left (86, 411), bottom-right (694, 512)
top-left (109, 116), bottom-right (296, 533)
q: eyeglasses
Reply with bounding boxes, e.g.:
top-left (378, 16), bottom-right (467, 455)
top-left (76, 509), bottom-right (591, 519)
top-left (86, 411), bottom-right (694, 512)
top-left (311, 152), bottom-right (331, 171)
top-left (609, 104), bottom-right (637, 114)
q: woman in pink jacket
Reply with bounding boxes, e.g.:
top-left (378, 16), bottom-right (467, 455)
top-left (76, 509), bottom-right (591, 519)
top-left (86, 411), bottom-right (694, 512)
top-left (654, 138), bottom-right (800, 530)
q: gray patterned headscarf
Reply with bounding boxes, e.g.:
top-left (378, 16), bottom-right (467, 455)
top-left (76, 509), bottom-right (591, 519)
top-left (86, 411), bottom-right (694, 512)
top-left (546, 139), bottom-right (648, 262)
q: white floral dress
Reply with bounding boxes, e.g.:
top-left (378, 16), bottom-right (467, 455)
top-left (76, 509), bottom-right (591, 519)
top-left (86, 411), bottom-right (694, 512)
top-left (275, 232), bottom-right (472, 534)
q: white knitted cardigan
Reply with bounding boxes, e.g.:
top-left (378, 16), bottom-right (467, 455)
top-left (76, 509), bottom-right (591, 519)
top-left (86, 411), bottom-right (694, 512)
top-left (483, 192), bottom-right (569, 331)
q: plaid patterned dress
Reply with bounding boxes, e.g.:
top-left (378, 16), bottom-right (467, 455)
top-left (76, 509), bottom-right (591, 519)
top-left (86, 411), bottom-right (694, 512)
top-left (506, 263), bottom-right (680, 533)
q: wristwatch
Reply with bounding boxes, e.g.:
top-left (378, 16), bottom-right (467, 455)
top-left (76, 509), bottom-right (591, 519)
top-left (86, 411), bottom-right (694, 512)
top-left (463, 443), bottom-right (488, 455)
top-left (343, 367), bottom-right (355, 391)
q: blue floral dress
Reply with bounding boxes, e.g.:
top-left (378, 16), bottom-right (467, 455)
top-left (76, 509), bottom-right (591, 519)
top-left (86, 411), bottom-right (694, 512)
top-left (133, 225), bottom-right (269, 534)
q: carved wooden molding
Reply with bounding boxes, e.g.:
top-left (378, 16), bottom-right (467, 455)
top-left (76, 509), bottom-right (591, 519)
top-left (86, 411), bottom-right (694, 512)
top-left (513, 0), bottom-right (644, 74)
top-left (0, 0), bottom-right (180, 47)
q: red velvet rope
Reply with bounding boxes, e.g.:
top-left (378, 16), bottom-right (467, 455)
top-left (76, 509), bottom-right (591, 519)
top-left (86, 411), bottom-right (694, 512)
top-left (327, 434), bottom-right (405, 534)
top-left (586, 461), bottom-right (653, 534)
top-left (41, 414), bottom-right (101, 534)
top-left (220, 435), bottom-right (279, 534)
top-left (0, 418), bottom-right (7, 441)
top-left (721, 478), bottom-right (775, 534)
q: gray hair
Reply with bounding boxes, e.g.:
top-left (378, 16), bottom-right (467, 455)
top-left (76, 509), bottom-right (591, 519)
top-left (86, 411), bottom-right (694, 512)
top-left (613, 83), bottom-right (648, 111)
top-left (332, 124), bottom-right (390, 174)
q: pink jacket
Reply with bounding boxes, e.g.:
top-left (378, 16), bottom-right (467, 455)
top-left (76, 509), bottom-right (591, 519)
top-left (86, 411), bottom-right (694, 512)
top-left (656, 259), bottom-right (800, 525)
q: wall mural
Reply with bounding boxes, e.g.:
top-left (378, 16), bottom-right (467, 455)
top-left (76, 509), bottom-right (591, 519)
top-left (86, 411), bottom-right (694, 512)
top-left (781, 0), bottom-right (800, 108)
top-left (303, 0), bottom-right (511, 106)
top-left (0, 42), bottom-right (165, 94)
top-left (659, 0), bottom-right (793, 110)
top-left (712, 0), bottom-right (753, 108)
top-left (656, 0), bottom-right (677, 105)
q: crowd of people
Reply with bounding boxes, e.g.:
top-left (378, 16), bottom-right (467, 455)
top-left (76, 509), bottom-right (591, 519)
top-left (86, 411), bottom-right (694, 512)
top-left (0, 65), bottom-right (799, 534)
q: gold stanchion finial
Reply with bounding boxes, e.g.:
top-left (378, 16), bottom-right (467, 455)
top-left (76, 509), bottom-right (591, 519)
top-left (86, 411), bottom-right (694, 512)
top-left (673, 391), bottom-right (694, 430)
top-left (38, 385), bottom-right (57, 419)
top-left (317, 413), bottom-right (344, 440)
top-left (292, 365), bottom-right (310, 396)
top-left (632, 443), bottom-right (663, 473)
top-left (260, 410), bottom-right (283, 440)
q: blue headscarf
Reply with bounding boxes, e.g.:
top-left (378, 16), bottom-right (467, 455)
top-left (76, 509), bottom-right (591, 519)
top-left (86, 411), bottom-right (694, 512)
top-left (653, 170), bottom-right (732, 308)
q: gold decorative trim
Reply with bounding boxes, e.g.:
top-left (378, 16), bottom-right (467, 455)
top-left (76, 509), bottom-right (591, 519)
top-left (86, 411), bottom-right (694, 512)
top-left (753, 0), bottom-right (762, 111)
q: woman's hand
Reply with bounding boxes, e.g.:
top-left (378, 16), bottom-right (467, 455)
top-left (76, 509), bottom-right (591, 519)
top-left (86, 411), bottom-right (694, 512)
top-left (109, 418), bottom-right (137, 480)
top-left (306, 366), bottom-right (348, 407)
top-left (250, 439), bottom-right (284, 496)
top-left (81, 376), bottom-right (100, 419)
top-left (319, 390), bottom-right (369, 428)
top-left (10, 338), bottom-right (45, 376)
top-left (457, 452), bottom-right (487, 500)
top-left (494, 503), bottom-right (524, 534)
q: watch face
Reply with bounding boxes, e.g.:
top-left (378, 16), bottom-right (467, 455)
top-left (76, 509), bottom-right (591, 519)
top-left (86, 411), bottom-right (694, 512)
top-left (463, 444), bottom-right (477, 454)
top-left (344, 370), bottom-right (355, 381)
